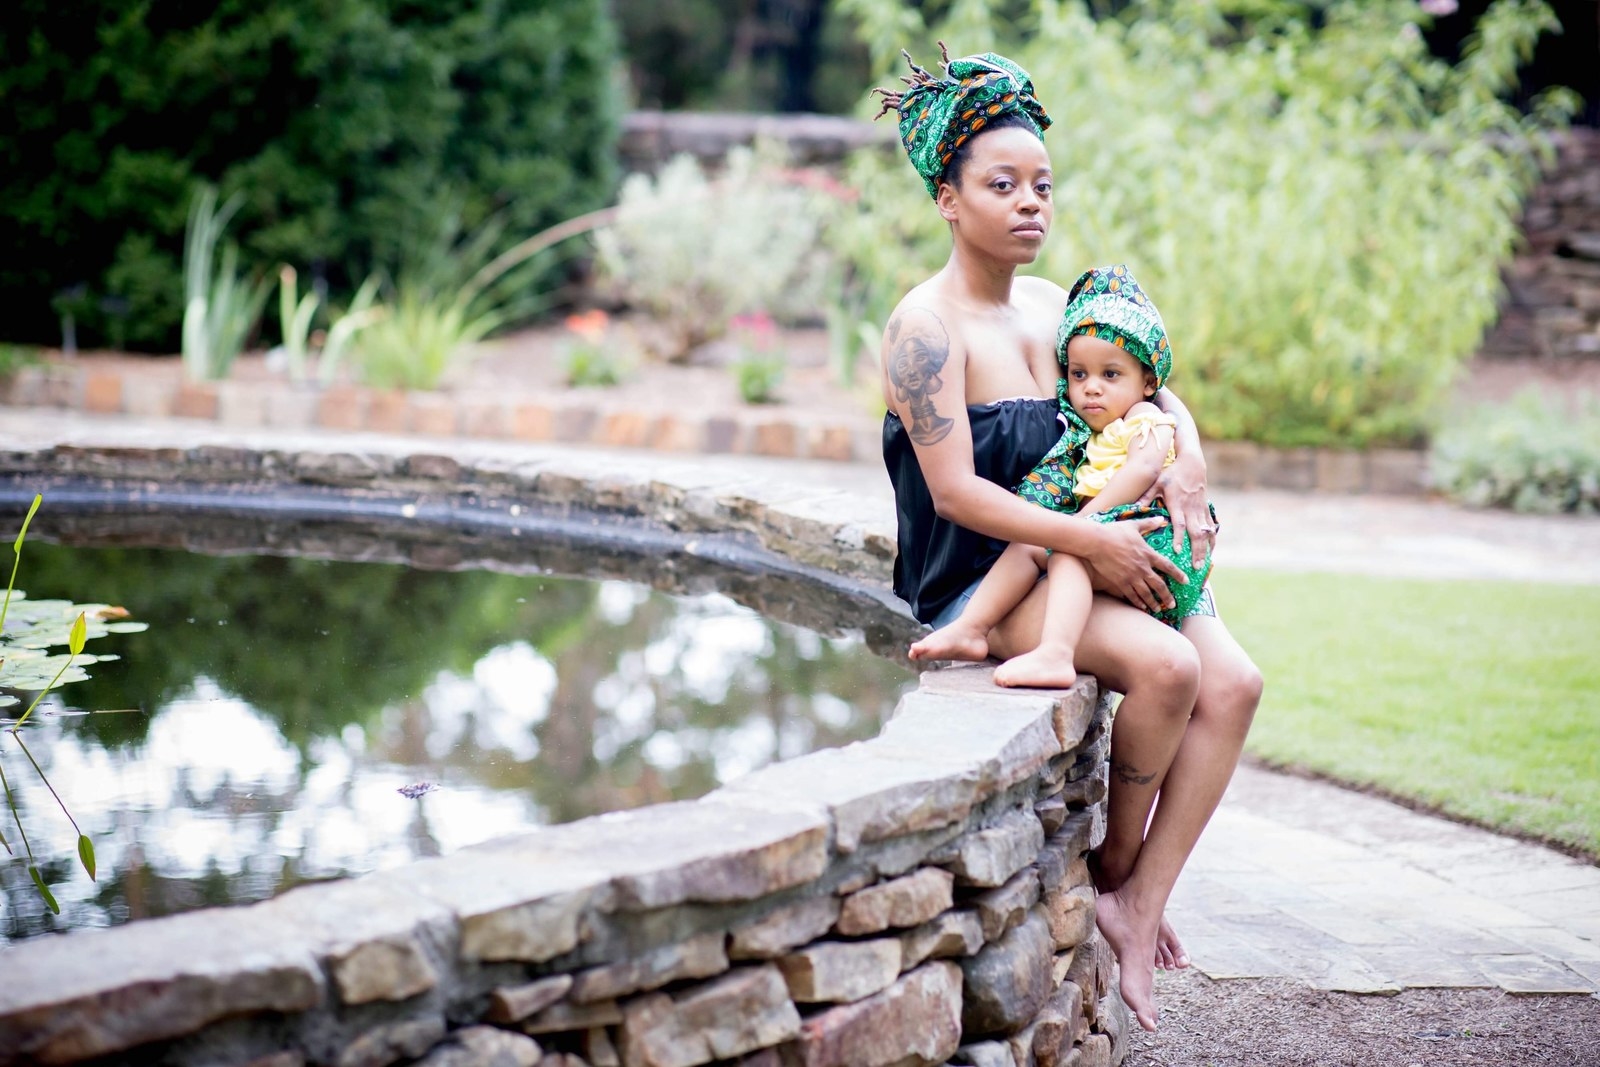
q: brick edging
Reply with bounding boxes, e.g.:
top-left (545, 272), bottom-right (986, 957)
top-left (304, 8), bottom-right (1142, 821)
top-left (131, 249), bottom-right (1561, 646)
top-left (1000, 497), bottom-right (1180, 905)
top-left (3, 361), bottom-right (1433, 495)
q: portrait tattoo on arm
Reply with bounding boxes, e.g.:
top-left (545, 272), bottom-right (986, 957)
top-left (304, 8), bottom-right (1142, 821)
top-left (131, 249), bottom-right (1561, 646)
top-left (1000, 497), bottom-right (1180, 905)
top-left (886, 311), bottom-right (955, 446)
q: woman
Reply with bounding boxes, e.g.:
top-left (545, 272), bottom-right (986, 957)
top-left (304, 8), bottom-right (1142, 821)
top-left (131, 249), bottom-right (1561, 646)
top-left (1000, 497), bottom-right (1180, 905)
top-left (875, 48), bottom-right (1263, 1032)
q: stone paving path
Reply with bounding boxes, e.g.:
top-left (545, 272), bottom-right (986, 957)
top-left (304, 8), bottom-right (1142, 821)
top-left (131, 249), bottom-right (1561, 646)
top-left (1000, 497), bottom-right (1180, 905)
top-left (3, 406), bottom-right (1599, 1000)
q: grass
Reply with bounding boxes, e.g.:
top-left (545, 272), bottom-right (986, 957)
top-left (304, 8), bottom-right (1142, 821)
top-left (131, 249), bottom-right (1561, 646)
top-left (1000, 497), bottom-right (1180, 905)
top-left (1212, 570), bottom-right (1600, 859)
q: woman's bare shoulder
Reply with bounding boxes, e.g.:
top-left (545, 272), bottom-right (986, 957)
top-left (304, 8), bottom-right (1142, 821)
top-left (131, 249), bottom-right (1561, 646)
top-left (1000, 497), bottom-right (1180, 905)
top-left (1014, 274), bottom-right (1072, 317)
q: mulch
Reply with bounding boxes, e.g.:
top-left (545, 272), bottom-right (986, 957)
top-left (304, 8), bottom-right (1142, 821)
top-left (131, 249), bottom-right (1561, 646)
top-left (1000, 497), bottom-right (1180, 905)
top-left (1127, 968), bottom-right (1600, 1067)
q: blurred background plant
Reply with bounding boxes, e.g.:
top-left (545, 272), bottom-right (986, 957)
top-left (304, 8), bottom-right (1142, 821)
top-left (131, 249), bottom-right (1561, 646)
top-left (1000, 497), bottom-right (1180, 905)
top-left (592, 144), bottom-right (837, 363)
top-left (0, 0), bottom-right (621, 353)
top-left (561, 309), bottom-right (630, 387)
top-left (350, 205), bottom-right (567, 391)
top-left (1431, 388), bottom-right (1600, 512)
top-left (728, 312), bottom-right (787, 403)
top-left (832, 0), bottom-right (1581, 448)
top-left (0, 345), bottom-right (40, 380)
top-left (180, 187), bottom-right (272, 383)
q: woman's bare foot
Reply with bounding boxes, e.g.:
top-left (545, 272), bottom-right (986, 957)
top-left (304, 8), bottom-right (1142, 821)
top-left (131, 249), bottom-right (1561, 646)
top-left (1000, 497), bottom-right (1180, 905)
top-left (1088, 850), bottom-right (1188, 971)
top-left (1156, 917), bottom-right (1190, 970)
top-left (992, 646), bottom-right (1077, 689)
top-left (908, 623), bottom-right (990, 663)
top-left (1094, 886), bottom-right (1161, 1032)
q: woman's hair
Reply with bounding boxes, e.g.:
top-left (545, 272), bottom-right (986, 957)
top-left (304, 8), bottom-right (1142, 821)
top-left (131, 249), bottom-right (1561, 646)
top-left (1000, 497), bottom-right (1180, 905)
top-left (938, 112), bottom-right (1044, 193)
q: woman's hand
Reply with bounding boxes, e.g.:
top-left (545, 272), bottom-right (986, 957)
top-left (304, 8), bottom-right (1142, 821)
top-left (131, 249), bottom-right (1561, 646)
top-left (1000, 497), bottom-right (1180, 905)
top-left (1139, 449), bottom-right (1213, 569)
top-left (1083, 518), bottom-right (1184, 615)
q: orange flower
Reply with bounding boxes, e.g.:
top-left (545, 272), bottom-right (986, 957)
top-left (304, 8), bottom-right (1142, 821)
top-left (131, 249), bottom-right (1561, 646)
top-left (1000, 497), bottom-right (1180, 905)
top-left (565, 309), bottom-right (609, 345)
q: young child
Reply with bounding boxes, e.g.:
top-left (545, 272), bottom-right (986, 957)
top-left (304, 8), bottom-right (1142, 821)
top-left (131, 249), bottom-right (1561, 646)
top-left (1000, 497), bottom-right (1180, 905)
top-left (909, 264), bottom-right (1217, 688)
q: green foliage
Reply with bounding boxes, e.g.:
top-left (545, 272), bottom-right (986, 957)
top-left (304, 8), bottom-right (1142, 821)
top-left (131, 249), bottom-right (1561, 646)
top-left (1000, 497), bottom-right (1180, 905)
top-left (728, 312), bottom-right (787, 403)
top-left (834, 0), bottom-right (1578, 447)
top-left (1431, 388), bottom-right (1600, 512)
top-left (0, 344), bottom-right (40, 378)
top-left (594, 145), bottom-right (834, 362)
top-left (1218, 569), bottom-right (1600, 857)
top-left (181, 188), bottom-right (272, 382)
top-left (2, 497), bottom-right (130, 912)
top-left (0, 0), bottom-right (622, 352)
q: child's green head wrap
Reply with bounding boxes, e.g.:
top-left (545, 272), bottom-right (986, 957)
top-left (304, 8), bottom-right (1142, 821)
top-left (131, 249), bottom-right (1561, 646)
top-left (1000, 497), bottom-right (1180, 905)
top-left (1056, 264), bottom-right (1174, 389)
top-left (873, 45), bottom-right (1052, 199)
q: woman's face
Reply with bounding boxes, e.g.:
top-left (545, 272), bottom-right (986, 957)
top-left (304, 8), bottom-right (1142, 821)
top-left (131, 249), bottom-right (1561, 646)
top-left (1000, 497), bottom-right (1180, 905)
top-left (936, 125), bottom-right (1053, 264)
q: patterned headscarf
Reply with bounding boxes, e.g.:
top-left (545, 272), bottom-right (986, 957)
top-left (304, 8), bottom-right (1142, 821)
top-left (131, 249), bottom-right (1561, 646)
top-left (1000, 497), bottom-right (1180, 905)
top-left (1056, 264), bottom-right (1173, 389)
top-left (873, 45), bottom-right (1052, 199)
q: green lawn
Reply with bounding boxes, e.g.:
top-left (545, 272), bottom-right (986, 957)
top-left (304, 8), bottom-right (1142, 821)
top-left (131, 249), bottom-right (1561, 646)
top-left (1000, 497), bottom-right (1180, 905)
top-left (1211, 570), bottom-right (1600, 858)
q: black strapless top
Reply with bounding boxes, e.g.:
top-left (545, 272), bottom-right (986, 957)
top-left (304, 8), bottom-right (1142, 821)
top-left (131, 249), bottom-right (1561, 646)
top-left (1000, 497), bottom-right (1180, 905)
top-left (882, 397), bottom-right (1063, 625)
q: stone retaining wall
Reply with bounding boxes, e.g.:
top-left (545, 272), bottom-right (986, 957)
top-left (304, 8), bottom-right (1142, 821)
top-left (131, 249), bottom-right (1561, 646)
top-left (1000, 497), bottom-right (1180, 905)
top-left (0, 440), bottom-right (1129, 1067)
top-left (1482, 128), bottom-right (1600, 362)
top-left (0, 671), bottom-right (1122, 1067)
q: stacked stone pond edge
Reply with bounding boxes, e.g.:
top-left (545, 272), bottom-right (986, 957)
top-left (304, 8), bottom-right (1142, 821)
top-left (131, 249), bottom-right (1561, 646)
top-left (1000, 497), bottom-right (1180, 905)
top-left (0, 438), bottom-right (1128, 1067)
top-left (0, 667), bottom-right (1125, 1067)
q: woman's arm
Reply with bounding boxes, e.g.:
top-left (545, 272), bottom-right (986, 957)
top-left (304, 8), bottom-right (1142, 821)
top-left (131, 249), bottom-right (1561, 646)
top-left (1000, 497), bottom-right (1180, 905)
top-left (883, 307), bottom-right (1183, 613)
top-left (1077, 405), bottom-right (1173, 516)
top-left (1147, 386), bottom-right (1213, 568)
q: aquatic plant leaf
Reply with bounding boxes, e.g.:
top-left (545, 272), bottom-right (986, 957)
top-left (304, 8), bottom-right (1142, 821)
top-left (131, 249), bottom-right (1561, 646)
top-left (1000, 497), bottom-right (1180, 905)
top-left (11, 495), bottom-right (40, 554)
top-left (78, 833), bottom-right (96, 881)
top-left (94, 654), bottom-right (120, 663)
top-left (28, 866), bottom-right (60, 914)
top-left (0, 695), bottom-right (17, 709)
top-left (68, 613), bottom-right (86, 656)
top-left (101, 622), bottom-right (150, 635)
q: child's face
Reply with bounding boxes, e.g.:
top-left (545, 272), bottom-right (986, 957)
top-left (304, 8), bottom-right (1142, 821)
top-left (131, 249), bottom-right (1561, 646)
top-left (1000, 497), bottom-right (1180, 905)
top-left (1065, 335), bottom-right (1157, 432)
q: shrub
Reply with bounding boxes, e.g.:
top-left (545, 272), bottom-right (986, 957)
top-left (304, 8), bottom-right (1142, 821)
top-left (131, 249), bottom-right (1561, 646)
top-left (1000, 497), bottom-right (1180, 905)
top-left (592, 145), bottom-right (835, 363)
top-left (1431, 388), bottom-right (1600, 513)
top-left (0, 0), bottom-right (621, 352)
top-left (832, 0), bottom-right (1577, 448)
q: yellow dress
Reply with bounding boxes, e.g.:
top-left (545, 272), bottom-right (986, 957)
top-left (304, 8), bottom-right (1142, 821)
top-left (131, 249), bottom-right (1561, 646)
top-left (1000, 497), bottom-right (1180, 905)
top-left (1072, 409), bottom-right (1178, 502)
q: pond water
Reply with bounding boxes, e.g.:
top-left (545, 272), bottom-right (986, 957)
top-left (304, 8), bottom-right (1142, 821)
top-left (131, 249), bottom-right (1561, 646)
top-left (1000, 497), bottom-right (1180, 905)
top-left (0, 521), bottom-right (916, 943)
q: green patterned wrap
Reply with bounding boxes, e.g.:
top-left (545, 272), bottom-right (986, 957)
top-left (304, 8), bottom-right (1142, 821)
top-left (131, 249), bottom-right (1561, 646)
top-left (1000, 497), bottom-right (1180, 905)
top-left (1056, 264), bottom-right (1173, 388)
top-left (886, 51), bottom-right (1052, 199)
top-left (1091, 502), bottom-right (1218, 627)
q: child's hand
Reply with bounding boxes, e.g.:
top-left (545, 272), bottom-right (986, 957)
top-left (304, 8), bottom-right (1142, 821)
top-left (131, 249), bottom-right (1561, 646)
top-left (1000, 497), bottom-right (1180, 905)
top-left (1138, 452), bottom-right (1213, 569)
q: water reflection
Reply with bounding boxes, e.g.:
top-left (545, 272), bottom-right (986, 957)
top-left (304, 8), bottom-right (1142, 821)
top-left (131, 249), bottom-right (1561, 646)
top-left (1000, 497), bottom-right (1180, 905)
top-left (1, 544), bottom-right (914, 942)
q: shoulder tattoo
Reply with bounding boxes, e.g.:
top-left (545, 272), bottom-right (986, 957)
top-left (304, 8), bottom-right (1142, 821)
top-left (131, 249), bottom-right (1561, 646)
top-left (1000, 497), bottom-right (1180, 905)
top-left (885, 310), bottom-right (955, 447)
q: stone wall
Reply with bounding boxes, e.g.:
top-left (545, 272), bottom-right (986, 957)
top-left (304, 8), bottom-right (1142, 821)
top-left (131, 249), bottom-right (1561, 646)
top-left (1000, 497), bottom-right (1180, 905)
top-left (0, 440), bottom-right (1130, 1067)
top-left (0, 668), bottom-right (1124, 1067)
top-left (1481, 128), bottom-right (1600, 362)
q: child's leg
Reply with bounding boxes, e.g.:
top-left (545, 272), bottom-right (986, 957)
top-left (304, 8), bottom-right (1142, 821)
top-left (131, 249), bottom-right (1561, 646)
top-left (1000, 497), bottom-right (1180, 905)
top-left (909, 542), bottom-right (1049, 662)
top-left (992, 550), bottom-right (1093, 689)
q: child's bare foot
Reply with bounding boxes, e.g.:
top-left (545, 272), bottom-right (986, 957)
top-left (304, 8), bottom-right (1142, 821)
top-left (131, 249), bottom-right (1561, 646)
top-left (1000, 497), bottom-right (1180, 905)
top-left (908, 624), bottom-right (989, 663)
top-left (992, 646), bottom-right (1077, 689)
top-left (1094, 887), bottom-right (1161, 1032)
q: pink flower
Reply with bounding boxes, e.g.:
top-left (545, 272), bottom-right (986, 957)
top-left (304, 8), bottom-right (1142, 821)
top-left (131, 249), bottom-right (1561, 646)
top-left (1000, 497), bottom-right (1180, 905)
top-left (1419, 0), bottom-right (1458, 15)
top-left (565, 309), bottom-right (609, 345)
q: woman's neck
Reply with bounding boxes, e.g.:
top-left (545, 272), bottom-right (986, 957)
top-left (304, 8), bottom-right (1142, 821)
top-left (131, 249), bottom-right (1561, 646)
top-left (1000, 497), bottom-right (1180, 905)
top-left (941, 242), bottom-right (1018, 310)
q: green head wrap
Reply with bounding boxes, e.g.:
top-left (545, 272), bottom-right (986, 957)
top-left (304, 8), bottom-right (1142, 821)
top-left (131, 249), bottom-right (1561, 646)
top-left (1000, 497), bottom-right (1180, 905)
top-left (873, 46), bottom-right (1052, 199)
top-left (1056, 264), bottom-right (1173, 389)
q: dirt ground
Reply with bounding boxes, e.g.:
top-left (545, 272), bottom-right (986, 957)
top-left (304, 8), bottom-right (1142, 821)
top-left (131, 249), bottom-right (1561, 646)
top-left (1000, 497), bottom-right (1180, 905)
top-left (1127, 969), bottom-right (1600, 1067)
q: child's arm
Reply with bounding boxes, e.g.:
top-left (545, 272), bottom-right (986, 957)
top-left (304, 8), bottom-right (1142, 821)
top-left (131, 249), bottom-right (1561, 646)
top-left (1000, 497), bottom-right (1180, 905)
top-left (1077, 403), bottom-right (1175, 517)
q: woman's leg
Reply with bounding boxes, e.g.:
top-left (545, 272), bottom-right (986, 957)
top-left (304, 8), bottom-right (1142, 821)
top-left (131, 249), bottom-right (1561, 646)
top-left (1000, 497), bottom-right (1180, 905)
top-left (991, 589), bottom-right (1200, 1031)
top-left (1093, 614), bottom-right (1263, 1028)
